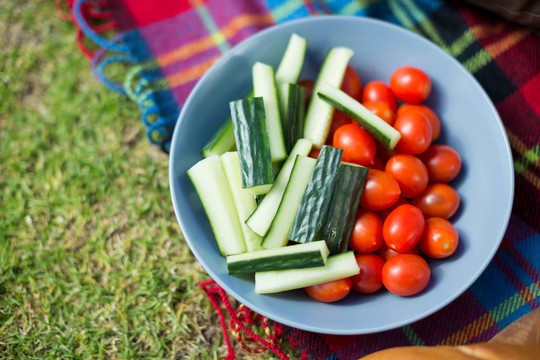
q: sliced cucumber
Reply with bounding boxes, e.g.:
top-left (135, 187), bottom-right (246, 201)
top-left (303, 47), bottom-right (354, 148)
top-left (261, 155), bottom-right (317, 249)
top-left (289, 145), bottom-right (343, 244)
top-left (253, 62), bottom-right (287, 163)
top-left (283, 83), bottom-right (306, 153)
top-left (275, 33), bottom-right (307, 86)
top-left (220, 152), bottom-right (263, 252)
top-left (317, 82), bottom-right (402, 150)
top-left (187, 156), bottom-right (246, 256)
top-left (229, 96), bottom-right (274, 195)
top-left (246, 138), bottom-right (312, 237)
top-left (320, 162), bottom-right (368, 254)
top-left (226, 240), bottom-right (329, 274)
top-left (275, 33), bottom-right (307, 122)
top-left (254, 194), bottom-right (265, 206)
top-left (254, 251), bottom-right (359, 294)
top-left (201, 117), bottom-right (235, 157)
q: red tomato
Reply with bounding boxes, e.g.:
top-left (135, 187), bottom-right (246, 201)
top-left (359, 169), bottom-right (401, 211)
top-left (419, 217), bottom-right (459, 259)
top-left (376, 242), bottom-right (420, 261)
top-left (398, 104), bottom-right (441, 141)
top-left (419, 144), bottom-right (462, 183)
top-left (411, 183), bottom-right (460, 219)
top-left (341, 65), bottom-right (363, 100)
top-left (394, 109), bottom-right (432, 155)
top-left (377, 197), bottom-right (409, 221)
top-left (371, 157), bottom-right (386, 171)
top-left (333, 122), bottom-right (376, 166)
top-left (351, 253), bottom-right (385, 294)
top-left (382, 254), bottom-right (430, 296)
top-left (363, 100), bottom-right (396, 126)
top-left (309, 148), bottom-right (321, 159)
top-left (384, 154), bottom-right (429, 198)
top-left (305, 277), bottom-right (352, 303)
top-left (327, 111), bottom-right (352, 144)
top-left (349, 209), bottom-right (383, 253)
top-left (390, 66), bottom-right (431, 104)
top-left (396, 104), bottom-right (416, 116)
top-left (362, 81), bottom-right (398, 112)
top-left (297, 79), bottom-right (315, 105)
top-left (375, 140), bottom-right (398, 162)
top-left (383, 204), bottom-right (425, 253)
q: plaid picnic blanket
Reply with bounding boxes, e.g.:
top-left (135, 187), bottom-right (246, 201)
top-left (66, 0), bottom-right (540, 358)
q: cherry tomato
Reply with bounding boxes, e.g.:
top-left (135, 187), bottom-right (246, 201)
top-left (383, 204), bottom-right (425, 253)
top-left (371, 157), bottom-right (386, 171)
top-left (333, 122), bottom-right (376, 166)
top-left (309, 148), bottom-right (321, 159)
top-left (398, 104), bottom-right (441, 141)
top-left (384, 154), bottom-right (429, 198)
top-left (411, 183), bottom-right (460, 219)
top-left (419, 217), bottom-right (459, 259)
top-left (363, 100), bottom-right (396, 126)
top-left (375, 140), bottom-right (398, 162)
top-left (297, 79), bottom-right (315, 105)
top-left (377, 197), bottom-right (409, 221)
top-left (390, 66), bottom-right (431, 104)
top-left (305, 277), bottom-right (352, 303)
top-left (382, 254), bottom-right (430, 296)
top-left (349, 209), bottom-right (383, 253)
top-left (394, 109), bottom-right (432, 155)
top-left (351, 253), bottom-right (385, 294)
top-left (359, 169), bottom-right (401, 211)
top-left (376, 242), bottom-right (420, 261)
top-left (327, 111), bottom-right (352, 144)
top-left (419, 144), bottom-right (462, 183)
top-left (362, 81), bottom-right (398, 112)
top-left (341, 65), bottom-right (363, 100)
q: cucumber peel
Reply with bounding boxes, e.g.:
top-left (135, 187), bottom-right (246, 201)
top-left (317, 82), bottom-right (401, 150)
top-left (226, 240), bottom-right (330, 274)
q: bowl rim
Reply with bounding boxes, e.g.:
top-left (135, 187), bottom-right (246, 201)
top-left (169, 15), bottom-right (515, 335)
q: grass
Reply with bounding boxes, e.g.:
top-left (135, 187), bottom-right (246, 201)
top-left (0, 1), bottom-right (296, 358)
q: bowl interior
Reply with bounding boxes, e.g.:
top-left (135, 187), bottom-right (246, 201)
top-left (169, 16), bottom-right (514, 335)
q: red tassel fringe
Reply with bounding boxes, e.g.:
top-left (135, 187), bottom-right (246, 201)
top-left (55, 0), bottom-right (117, 58)
top-left (200, 279), bottom-right (290, 360)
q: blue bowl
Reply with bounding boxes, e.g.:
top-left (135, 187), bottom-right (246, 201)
top-left (169, 16), bottom-right (514, 335)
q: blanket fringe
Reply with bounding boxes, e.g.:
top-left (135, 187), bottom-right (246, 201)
top-left (59, 0), bottom-right (176, 152)
top-left (200, 279), bottom-right (290, 360)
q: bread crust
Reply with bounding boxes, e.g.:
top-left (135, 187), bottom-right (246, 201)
top-left (360, 309), bottom-right (540, 360)
top-left (360, 343), bottom-right (540, 360)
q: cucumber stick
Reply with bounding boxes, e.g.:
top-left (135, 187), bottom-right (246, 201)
top-left (276, 33), bottom-right (307, 86)
top-left (202, 117), bottom-right (235, 157)
top-left (317, 82), bottom-right (402, 150)
top-left (246, 138), bottom-right (313, 237)
top-left (255, 251), bottom-right (359, 294)
top-left (226, 240), bottom-right (329, 274)
top-left (261, 155), bottom-right (317, 249)
top-left (230, 97), bottom-right (274, 195)
top-left (220, 152), bottom-right (263, 252)
top-left (284, 83), bottom-right (306, 153)
top-left (303, 47), bottom-right (354, 148)
top-left (320, 163), bottom-right (368, 254)
top-left (253, 62), bottom-right (287, 163)
top-left (187, 156), bottom-right (246, 256)
top-left (288, 145), bottom-right (343, 244)
top-left (276, 33), bottom-right (307, 122)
